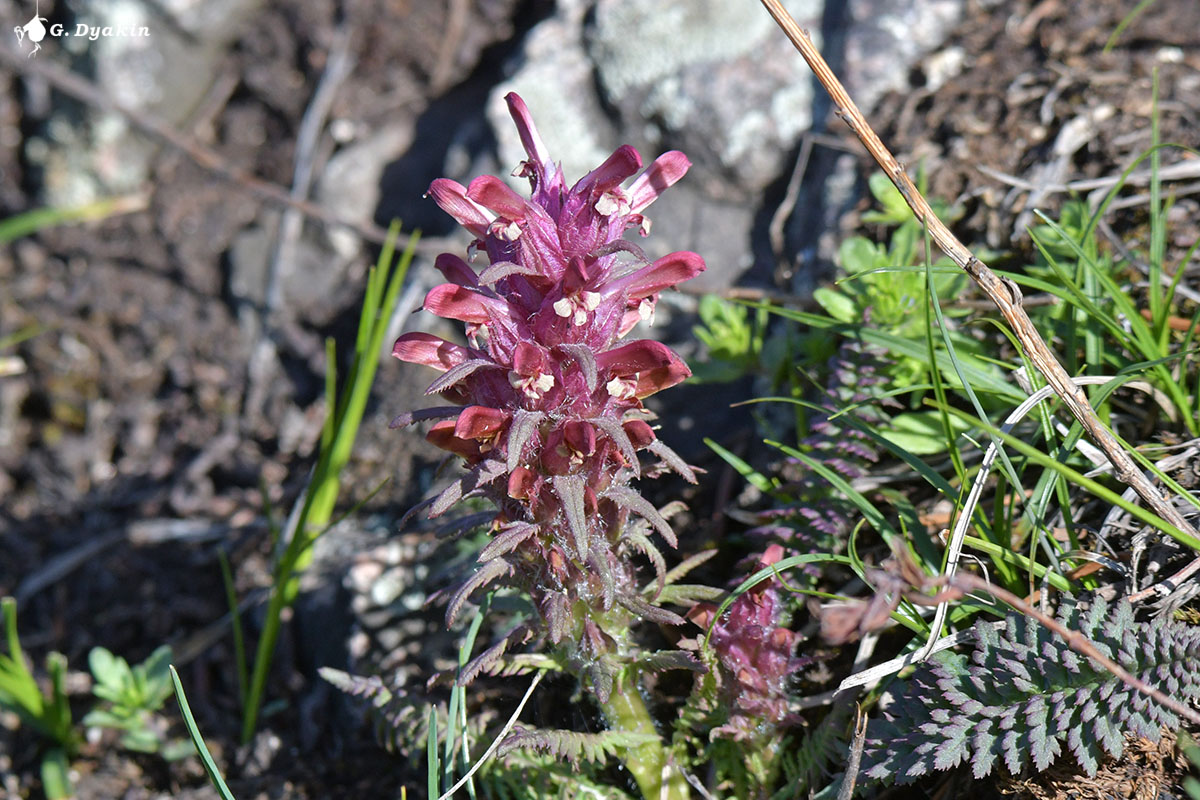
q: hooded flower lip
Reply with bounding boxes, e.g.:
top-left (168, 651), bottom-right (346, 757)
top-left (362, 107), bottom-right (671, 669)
top-left (596, 340), bottom-right (691, 398)
top-left (392, 332), bottom-right (473, 371)
top-left (627, 151), bottom-right (692, 213)
top-left (423, 284), bottom-right (497, 324)
top-left (605, 251), bottom-right (706, 303)
top-left (576, 145), bottom-right (642, 203)
top-left (506, 92), bottom-right (552, 177)
top-left (428, 178), bottom-right (491, 238)
top-left (434, 253), bottom-right (480, 287)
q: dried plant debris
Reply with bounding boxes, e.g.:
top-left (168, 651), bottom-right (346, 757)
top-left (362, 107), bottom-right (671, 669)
top-left (996, 727), bottom-right (1192, 800)
top-left (862, 596), bottom-right (1200, 783)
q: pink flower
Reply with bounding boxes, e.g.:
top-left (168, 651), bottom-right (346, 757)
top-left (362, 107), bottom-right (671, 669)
top-left (393, 93), bottom-right (704, 681)
top-left (687, 545), bottom-right (807, 741)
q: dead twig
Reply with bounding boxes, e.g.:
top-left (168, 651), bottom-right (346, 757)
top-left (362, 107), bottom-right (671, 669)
top-left (244, 24), bottom-right (356, 428)
top-left (837, 706), bottom-right (869, 800)
top-left (759, 0), bottom-right (1200, 552)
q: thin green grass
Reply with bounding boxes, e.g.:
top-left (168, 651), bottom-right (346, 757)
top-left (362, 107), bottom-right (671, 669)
top-left (240, 222), bottom-right (419, 743)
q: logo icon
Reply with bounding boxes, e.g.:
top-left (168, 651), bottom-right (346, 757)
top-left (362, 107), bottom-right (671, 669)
top-left (13, 1), bottom-right (47, 57)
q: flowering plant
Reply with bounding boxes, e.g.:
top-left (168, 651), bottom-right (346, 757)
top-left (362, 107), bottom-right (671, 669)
top-left (393, 92), bottom-right (706, 800)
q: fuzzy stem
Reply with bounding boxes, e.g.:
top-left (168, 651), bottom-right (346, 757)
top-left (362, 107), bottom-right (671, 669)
top-left (600, 676), bottom-right (689, 800)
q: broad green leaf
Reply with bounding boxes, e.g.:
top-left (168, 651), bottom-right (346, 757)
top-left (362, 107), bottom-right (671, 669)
top-left (878, 411), bottom-right (970, 456)
top-left (88, 646), bottom-right (128, 689)
top-left (812, 286), bottom-right (857, 323)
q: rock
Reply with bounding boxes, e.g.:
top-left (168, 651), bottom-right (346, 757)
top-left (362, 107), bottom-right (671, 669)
top-left (36, 0), bottom-right (265, 207)
top-left (483, 0), bottom-right (966, 290)
top-left (316, 122), bottom-right (415, 261)
top-left (588, 0), bottom-right (822, 198)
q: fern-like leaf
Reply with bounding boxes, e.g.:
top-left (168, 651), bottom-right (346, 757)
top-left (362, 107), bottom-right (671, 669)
top-left (497, 726), bottom-right (657, 768)
top-left (862, 596), bottom-right (1200, 783)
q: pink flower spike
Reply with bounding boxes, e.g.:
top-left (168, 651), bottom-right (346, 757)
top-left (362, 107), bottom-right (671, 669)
top-left (424, 284), bottom-right (499, 324)
top-left (435, 253), bottom-right (480, 287)
top-left (428, 179), bottom-right (491, 237)
top-left (607, 251), bottom-right (706, 302)
top-left (467, 175), bottom-right (528, 220)
top-left (392, 332), bottom-right (471, 371)
top-left (505, 92), bottom-right (551, 169)
top-left (628, 151), bottom-right (692, 212)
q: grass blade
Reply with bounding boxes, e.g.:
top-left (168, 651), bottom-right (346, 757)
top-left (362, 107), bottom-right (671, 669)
top-left (170, 666), bottom-right (238, 800)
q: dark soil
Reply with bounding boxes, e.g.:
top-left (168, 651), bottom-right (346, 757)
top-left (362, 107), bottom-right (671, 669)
top-left (1, 0), bottom-right (1198, 798)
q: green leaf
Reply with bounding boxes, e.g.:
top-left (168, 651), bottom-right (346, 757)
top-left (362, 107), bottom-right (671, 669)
top-left (120, 726), bottom-right (162, 754)
top-left (88, 646), bottom-right (128, 690)
top-left (82, 708), bottom-right (130, 729)
top-left (40, 747), bottom-right (72, 800)
top-left (170, 666), bottom-right (238, 800)
top-left (838, 236), bottom-right (884, 275)
top-left (878, 411), bottom-right (969, 455)
top-left (92, 684), bottom-right (129, 705)
top-left (867, 171), bottom-right (911, 223)
top-left (427, 705), bottom-right (441, 799)
top-left (139, 645), bottom-right (174, 709)
top-left (704, 437), bottom-right (774, 493)
top-left (157, 738), bottom-right (193, 762)
top-left (812, 286), bottom-right (857, 323)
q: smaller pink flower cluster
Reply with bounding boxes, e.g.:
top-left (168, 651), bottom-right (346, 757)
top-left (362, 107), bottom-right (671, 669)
top-left (393, 93), bottom-right (704, 669)
top-left (688, 545), bottom-right (805, 741)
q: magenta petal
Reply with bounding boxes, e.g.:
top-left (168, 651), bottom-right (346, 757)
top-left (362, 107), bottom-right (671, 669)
top-left (597, 340), bottom-right (691, 398)
top-left (505, 92), bottom-right (550, 169)
top-left (574, 145), bottom-right (642, 196)
top-left (424, 284), bottom-right (498, 324)
top-left (454, 405), bottom-right (509, 440)
top-left (427, 419), bottom-right (481, 459)
top-left (434, 253), bottom-right (479, 287)
top-left (392, 332), bottom-right (470, 370)
top-left (634, 357), bottom-right (691, 398)
top-left (428, 178), bottom-right (491, 237)
top-left (512, 341), bottom-right (545, 375)
top-left (628, 151), bottom-right (692, 212)
top-left (596, 339), bottom-right (680, 377)
top-left (608, 251), bottom-right (706, 301)
top-left (467, 175), bottom-right (528, 219)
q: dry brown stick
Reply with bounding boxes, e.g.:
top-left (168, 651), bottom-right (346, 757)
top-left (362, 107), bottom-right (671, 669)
top-left (1130, 555), bottom-right (1200, 604)
top-left (837, 705), bottom-right (869, 800)
top-left (0, 42), bottom-right (431, 252)
top-left (759, 0), bottom-right (1200, 545)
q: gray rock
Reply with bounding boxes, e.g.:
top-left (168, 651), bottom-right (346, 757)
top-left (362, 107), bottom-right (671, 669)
top-left (35, 0), bottom-right (264, 207)
top-left (483, 0), bottom-right (966, 291)
top-left (588, 0), bottom-right (822, 198)
top-left (316, 122), bottom-right (416, 262)
top-left (843, 0), bottom-right (965, 110)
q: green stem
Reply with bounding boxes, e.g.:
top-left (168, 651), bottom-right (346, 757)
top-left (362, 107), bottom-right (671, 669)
top-left (599, 676), bottom-right (689, 800)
